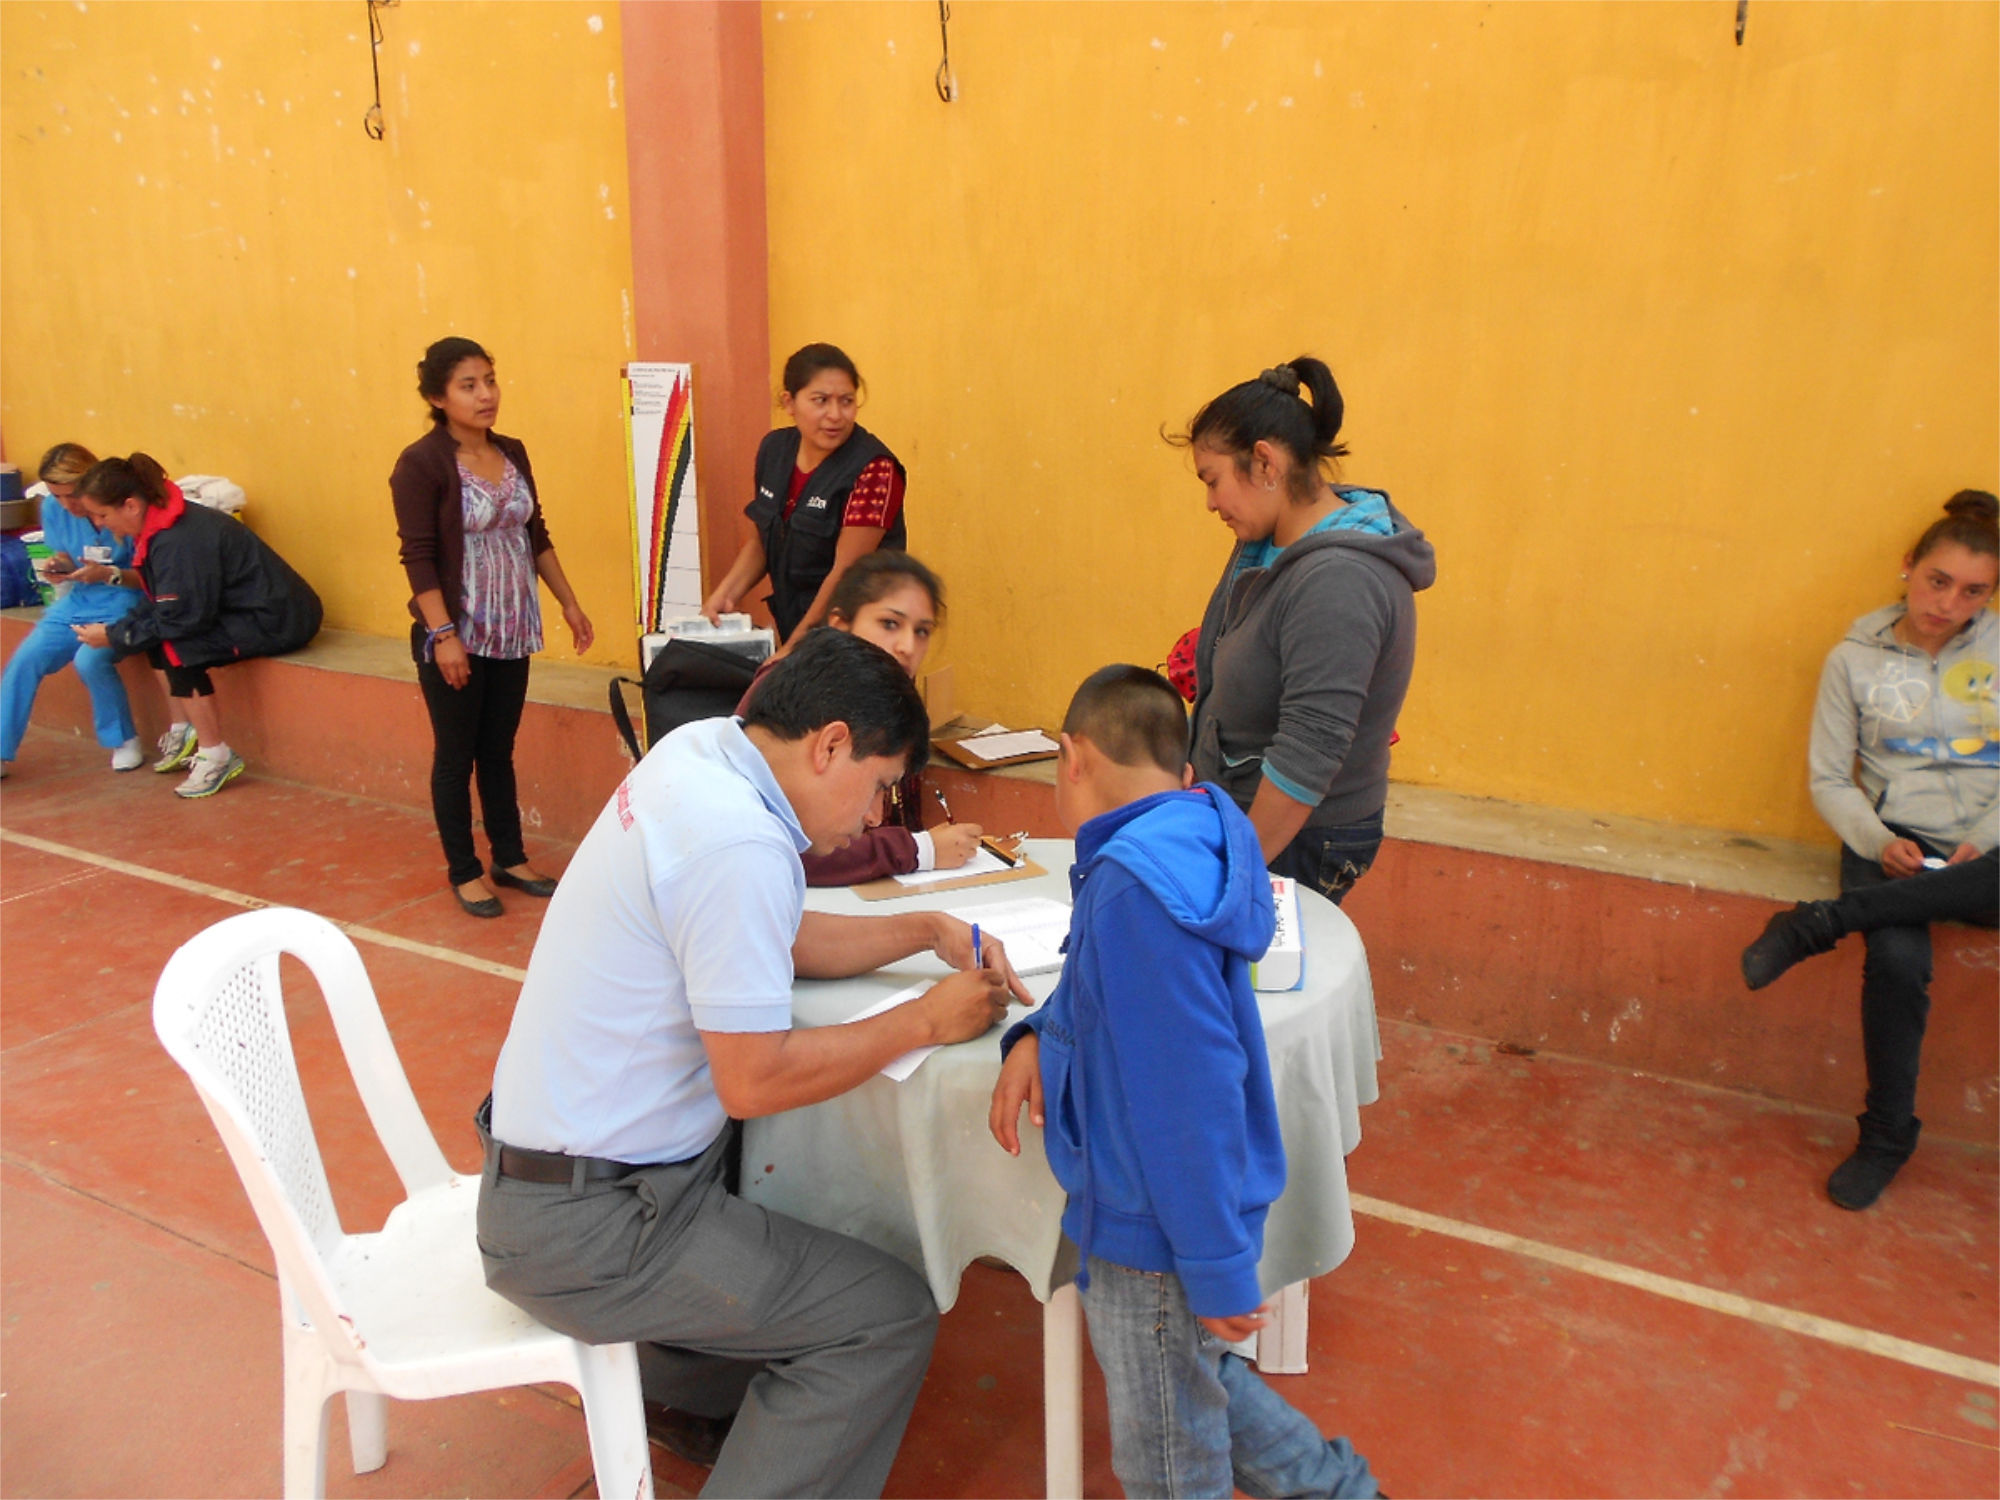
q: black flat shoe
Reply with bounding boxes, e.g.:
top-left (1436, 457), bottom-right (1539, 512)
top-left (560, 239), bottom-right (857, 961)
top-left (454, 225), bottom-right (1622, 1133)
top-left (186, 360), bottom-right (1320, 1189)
top-left (490, 864), bottom-right (558, 898)
top-left (454, 883), bottom-right (504, 918)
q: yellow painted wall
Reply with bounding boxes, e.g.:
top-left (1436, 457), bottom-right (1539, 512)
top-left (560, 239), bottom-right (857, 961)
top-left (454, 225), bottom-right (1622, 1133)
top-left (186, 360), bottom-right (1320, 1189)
top-left (761, 1), bottom-right (1998, 842)
top-left (0, 0), bottom-right (637, 661)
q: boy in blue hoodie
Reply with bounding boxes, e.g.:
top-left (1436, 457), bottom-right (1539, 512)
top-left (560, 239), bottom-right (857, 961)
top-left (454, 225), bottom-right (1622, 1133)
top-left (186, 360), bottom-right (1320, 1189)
top-left (990, 665), bottom-right (1381, 1499)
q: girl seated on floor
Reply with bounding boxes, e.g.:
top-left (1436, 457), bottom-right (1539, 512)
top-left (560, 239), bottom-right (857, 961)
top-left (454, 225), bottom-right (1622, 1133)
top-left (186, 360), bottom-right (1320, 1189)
top-left (0, 443), bottom-right (146, 779)
top-left (738, 551), bottom-right (982, 884)
top-left (70, 454), bottom-right (323, 800)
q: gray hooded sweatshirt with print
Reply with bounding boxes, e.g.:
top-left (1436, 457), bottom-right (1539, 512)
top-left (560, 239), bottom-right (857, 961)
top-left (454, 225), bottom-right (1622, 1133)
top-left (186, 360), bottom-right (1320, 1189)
top-left (1809, 603), bottom-right (1999, 861)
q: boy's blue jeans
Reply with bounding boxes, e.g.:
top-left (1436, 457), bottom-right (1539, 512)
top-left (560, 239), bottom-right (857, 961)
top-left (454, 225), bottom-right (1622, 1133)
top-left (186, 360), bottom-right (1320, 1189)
top-left (1, 615), bottom-right (135, 761)
top-left (1080, 1257), bottom-right (1380, 1499)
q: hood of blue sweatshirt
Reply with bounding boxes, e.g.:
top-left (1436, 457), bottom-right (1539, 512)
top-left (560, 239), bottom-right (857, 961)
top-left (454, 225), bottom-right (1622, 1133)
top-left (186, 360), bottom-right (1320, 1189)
top-left (1074, 784), bottom-right (1277, 962)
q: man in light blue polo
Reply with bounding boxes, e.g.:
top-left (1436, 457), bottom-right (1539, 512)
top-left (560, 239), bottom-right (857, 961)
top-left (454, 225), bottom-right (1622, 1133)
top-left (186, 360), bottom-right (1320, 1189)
top-left (476, 629), bottom-right (1026, 1498)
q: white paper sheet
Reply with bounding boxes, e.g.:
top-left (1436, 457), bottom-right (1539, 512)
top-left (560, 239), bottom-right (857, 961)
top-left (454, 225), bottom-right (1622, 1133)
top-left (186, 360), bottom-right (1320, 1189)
top-left (844, 982), bottom-right (940, 1081)
top-left (954, 729), bottom-right (1059, 761)
top-left (891, 846), bottom-right (1013, 887)
top-left (943, 896), bottom-right (1072, 975)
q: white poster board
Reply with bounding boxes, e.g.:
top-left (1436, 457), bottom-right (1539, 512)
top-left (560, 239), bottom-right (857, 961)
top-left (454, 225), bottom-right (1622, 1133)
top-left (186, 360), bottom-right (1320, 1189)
top-left (625, 362), bottom-right (703, 633)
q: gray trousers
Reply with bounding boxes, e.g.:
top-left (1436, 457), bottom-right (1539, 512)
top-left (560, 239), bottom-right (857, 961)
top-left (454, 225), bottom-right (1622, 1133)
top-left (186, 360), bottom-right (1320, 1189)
top-left (476, 1121), bottom-right (939, 1498)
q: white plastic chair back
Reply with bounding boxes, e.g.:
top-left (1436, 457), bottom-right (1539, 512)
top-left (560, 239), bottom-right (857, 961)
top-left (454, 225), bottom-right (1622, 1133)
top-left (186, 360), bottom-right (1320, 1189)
top-left (153, 907), bottom-right (650, 1499)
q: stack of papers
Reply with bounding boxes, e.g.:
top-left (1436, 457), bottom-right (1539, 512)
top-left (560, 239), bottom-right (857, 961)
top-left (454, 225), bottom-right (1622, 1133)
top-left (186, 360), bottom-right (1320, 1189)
top-left (891, 847), bottom-right (1014, 888)
top-left (943, 896), bottom-right (1073, 975)
top-left (955, 728), bottom-right (1060, 762)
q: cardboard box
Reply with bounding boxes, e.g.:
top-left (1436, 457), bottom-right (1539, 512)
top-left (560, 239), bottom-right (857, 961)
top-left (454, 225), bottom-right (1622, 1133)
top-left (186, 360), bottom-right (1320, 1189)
top-left (1250, 876), bottom-right (1304, 992)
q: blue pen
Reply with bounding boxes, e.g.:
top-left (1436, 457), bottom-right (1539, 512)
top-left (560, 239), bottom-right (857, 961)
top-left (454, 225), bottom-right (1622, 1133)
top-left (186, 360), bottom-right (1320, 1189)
top-left (972, 923), bottom-right (983, 970)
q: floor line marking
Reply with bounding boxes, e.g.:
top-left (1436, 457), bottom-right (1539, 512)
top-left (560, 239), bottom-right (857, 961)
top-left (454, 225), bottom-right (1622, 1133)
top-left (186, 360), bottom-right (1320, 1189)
top-left (10, 828), bottom-right (1995, 1389)
top-left (0, 829), bottom-right (529, 984)
top-left (1351, 1193), bottom-right (2000, 1388)
top-left (0, 864), bottom-right (108, 904)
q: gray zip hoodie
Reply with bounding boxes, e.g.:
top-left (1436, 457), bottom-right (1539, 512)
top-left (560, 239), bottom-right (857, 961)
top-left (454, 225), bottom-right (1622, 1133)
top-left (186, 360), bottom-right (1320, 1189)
top-left (1190, 492), bottom-right (1437, 829)
top-left (1809, 603), bottom-right (1999, 860)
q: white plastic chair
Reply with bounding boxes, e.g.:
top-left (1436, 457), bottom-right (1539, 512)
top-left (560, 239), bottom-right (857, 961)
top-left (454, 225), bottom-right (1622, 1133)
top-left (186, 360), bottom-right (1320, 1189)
top-left (152, 907), bottom-right (652, 1500)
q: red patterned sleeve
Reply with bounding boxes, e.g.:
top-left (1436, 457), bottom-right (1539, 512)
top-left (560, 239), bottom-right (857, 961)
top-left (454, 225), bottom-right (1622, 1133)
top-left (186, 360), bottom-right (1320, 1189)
top-left (842, 457), bottom-right (905, 532)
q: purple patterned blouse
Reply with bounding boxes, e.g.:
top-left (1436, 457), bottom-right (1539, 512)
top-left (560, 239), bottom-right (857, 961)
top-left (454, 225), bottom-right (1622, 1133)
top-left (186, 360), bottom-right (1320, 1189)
top-left (455, 459), bottom-right (543, 659)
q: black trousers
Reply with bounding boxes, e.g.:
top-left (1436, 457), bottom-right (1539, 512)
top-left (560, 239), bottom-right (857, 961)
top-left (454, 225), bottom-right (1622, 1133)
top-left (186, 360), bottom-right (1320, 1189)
top-left (1838, 836), bottom-right (1999, 1141)
top-left (415, 627), bottom-right (530, 886)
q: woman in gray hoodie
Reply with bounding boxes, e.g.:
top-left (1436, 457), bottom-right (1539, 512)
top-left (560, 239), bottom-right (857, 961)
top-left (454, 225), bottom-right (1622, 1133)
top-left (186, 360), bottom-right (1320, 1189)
top-left (1179, 357), bottom-right (1436, 903)
top-left (1801, 489), bottom-right (1997, 1210)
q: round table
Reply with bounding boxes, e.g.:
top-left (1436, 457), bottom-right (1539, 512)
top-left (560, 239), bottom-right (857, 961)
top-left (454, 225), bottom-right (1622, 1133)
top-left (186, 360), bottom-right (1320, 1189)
top-left (741, 839), bottom-right (1381, 1497)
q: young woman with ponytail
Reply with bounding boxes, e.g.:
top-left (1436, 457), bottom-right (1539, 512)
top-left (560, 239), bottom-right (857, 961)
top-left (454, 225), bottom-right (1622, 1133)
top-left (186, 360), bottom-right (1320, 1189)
top-left (71, 453), bottom-right (322, 798)
top-left (1775, 488), bottom-right (1998, 1211)
top-left (1175, 357), bottom-right (1436, 904)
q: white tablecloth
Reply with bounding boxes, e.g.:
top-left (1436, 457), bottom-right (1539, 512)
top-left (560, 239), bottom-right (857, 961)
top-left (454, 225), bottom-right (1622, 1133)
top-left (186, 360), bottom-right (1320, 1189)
top-left (742, 840), bottom-right (1381, 1312)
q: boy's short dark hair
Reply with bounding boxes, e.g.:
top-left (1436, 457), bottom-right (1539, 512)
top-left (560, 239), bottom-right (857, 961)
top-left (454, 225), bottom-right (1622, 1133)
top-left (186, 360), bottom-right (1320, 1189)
top-left (1062, 665), bottom-right (1189, 776)
top-left (742, 627), bottom-right (930, 773)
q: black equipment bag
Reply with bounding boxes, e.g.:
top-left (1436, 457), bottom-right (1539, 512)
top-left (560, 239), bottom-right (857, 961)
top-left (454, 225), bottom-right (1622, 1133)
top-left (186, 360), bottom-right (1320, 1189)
top-left (609, 637), bottom-right (760, 762)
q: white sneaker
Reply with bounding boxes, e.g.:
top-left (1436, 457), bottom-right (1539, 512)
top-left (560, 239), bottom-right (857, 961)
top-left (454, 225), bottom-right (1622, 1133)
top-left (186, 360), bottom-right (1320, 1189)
top-left (111, 737), bottom-right (144, 772)
top-left (153, 723), bottom-right (198, 773)
top-left (176, 751), bottom-right (245, 799)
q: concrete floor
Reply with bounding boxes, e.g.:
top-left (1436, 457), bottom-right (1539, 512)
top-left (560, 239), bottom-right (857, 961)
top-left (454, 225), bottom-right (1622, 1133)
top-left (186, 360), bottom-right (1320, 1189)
top-left (2, 725), bottom-right (1995, 1499)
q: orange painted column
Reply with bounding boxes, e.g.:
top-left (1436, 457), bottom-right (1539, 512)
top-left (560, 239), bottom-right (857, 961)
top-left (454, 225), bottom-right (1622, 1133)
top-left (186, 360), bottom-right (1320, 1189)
top-left (619, 1), bottom-right (771, 607)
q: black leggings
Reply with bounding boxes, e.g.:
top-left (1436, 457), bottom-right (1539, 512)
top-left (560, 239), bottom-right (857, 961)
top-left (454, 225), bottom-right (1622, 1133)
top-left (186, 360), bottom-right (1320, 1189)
top-left (414, 625), bottom-right (531, 886)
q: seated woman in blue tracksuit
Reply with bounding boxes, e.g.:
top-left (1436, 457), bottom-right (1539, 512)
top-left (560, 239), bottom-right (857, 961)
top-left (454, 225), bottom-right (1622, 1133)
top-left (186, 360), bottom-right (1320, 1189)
top-left (0, 443), bottom-right (145, 778)
top-left (70, 453), bottom-right (322, 800)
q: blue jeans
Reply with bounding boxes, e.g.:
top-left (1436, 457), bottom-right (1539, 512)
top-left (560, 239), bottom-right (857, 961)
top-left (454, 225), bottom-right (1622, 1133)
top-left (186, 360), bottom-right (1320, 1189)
top-left (1268, 813), bottom-right (1385, 907)
top-left (0, 614), bottom-right (135, 761)
top-left (1080, 1257), bottom-right (1379, 1499)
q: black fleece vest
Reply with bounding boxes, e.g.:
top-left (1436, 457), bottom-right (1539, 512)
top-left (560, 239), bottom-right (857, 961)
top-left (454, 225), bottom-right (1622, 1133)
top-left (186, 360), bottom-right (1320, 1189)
top-left (746, 424), bottom-right (907, 639)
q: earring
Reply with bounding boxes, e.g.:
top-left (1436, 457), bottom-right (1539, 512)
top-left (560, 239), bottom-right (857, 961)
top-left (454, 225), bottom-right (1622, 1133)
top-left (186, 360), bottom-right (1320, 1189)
top-left (1901, 572), bottom-right (1909, 580)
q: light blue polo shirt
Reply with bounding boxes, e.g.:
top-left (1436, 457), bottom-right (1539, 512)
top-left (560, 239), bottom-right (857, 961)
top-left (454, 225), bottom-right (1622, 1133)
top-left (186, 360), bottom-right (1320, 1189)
top-left (491, 716), bottom-right (811, 1164)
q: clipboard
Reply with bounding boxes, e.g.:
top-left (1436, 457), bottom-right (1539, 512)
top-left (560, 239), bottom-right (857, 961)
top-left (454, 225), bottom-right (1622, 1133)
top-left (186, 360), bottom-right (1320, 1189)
top-left (930, 728), bottom-right (1060, 771)
top-left (852, 857), bottom-right (1048, 902)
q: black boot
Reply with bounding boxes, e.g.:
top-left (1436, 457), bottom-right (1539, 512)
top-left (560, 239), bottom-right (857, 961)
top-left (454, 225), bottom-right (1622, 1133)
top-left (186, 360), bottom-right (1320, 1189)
top-left (1742, 900), bottom-right (1844, 990)
top-left (1826, 1114), bottom-right (1921, 1211)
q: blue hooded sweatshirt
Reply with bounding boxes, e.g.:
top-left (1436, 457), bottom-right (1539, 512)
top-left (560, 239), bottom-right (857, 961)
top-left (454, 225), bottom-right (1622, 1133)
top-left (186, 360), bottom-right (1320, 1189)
top-left (1002, 783), bottom-right (1283, 1318)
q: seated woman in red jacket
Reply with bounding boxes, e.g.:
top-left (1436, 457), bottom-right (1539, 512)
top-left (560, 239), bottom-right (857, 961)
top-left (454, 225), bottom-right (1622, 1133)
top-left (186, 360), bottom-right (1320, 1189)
top-left (71, 453), bottom-right (322, 799)
top-left (739, 551), bottom-right (982, 884)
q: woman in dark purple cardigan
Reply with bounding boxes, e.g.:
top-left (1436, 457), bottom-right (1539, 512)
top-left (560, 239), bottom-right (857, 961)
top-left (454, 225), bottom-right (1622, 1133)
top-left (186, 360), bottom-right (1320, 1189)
top-left (391, 336), bottom-right (593, 918)
top-left (738, 552), bottom-right (982, 885)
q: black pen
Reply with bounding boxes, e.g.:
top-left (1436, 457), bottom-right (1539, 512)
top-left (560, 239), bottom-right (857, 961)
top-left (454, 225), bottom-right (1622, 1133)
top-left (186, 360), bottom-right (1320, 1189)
top-left (933, 786), bottom-right (956, 823)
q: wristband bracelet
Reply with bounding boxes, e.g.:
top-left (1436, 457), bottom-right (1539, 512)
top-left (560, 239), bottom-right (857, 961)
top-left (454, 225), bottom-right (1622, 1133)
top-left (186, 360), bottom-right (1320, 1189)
top-left (422, 622), bottom-right (458, 663)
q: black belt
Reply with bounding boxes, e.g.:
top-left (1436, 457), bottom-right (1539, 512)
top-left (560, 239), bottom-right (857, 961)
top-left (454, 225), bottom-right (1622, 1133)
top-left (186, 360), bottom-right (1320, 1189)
top-left (495, 1142), bottom-right (645, 1186)
top-left (475, 1091), bottom-right (645, 1186)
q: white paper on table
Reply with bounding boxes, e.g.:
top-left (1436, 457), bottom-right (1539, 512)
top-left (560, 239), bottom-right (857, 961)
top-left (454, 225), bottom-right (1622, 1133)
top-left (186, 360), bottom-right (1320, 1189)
top-left (954, 728), bottom-right (1060, 761)
top-left (891, 846), bottom-right (1013, 887)
top-left (843, 981), bottom-right (940, 1081)
top-left (943, 896), bottom-right (1072, 975)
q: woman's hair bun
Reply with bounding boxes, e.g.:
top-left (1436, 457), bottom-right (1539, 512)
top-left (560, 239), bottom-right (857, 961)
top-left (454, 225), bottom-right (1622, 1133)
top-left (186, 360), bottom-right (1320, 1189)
top-left (1944, 489), bottom-right (1998, 523)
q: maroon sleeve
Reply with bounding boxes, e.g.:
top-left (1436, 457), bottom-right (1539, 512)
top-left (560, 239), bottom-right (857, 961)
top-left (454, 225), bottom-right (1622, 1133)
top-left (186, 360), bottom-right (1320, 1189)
top-left (803, 827), bottom-right (921, 886)
top-left (736, 656), bottom-right (780, 715)
top-left (390, 444), bottom-right (445, 598)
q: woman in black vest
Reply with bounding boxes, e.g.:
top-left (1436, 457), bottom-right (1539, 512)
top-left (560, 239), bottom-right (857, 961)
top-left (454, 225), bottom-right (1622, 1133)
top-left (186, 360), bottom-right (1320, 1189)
top-left (702, 343), bottom-right (907, 651)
